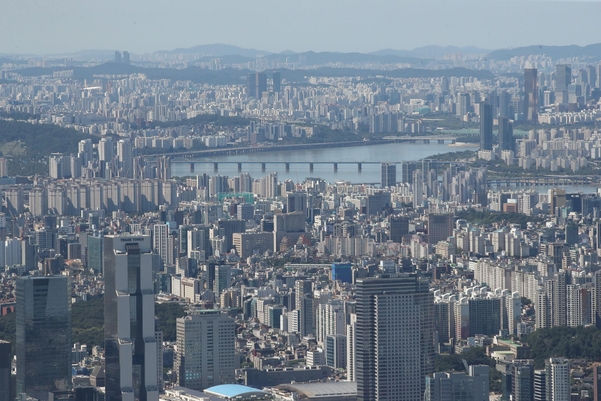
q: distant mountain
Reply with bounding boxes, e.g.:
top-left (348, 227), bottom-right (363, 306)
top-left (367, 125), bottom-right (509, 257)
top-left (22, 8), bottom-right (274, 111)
top-left (261, 51), bottom-right (427, 65)
top-left (370, 46), bottom-right (490, 59)
top-left (487, 43), bottom-right (601, 61)
top-left (11, 63), bottom-right (495, 84)
top-left (155, 43), bottom-right (272, 58)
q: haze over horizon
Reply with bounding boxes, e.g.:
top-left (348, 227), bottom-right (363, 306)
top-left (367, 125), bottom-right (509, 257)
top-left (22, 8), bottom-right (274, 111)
top-left (2, 0), bottom-right (601, 55)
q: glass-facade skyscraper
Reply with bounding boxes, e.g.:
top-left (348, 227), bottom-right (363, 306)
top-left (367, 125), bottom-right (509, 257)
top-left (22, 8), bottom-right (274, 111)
top-left (355, 275), bottom-right (434, 401)
top-left (16, 275), bottom-right (71, 400)
top-left (524, 68), bottom-right (538, 122)
top-left (104, 234), bottom-right (159, 401)
top-left (380, 163), bottom-right (396, 188)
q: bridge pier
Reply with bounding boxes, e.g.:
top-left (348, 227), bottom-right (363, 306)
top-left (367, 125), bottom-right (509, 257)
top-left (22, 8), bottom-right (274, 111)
top-left (190, 162), bottom-right (194, 172)
top-left (237, 163), bottom-right (242, 172)
top-left (438, 139), bottom-right (444, 144)
top-left (213, 162), bottom-right (218, 172)
top-left (357, 163), bottom-right (362, 172)
top-left (423, 139), bottom-right (430, 144)
top-left (309, 163), bottom-right (314, 172)
top-left (285, 162), bottom-right (290, 172)
top-left (261, 163), bottom-right (266, 172)
top-left (333, 163), bottom-right (338, 172)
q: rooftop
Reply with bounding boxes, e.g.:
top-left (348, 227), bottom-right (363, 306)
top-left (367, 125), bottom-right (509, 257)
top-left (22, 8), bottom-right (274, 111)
top-left (204, 384), bottom-right (268, 399)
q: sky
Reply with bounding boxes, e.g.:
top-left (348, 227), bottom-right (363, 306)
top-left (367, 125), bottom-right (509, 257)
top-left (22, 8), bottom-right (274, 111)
top-left (2, 0), bottom-right (601, 55)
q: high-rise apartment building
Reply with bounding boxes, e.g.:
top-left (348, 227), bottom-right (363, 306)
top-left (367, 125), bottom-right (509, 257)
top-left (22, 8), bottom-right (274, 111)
top-left (153, 224), bottom-right (172, 266)
top-left (16, 276), bottom-right (71, 400)
top-left (545, 358), bottom-right (569, 401)
top-left (117, 139), bottom-right (134, 178)
top-left (174, 310), bottom-right (235, 390)
top-left (380, 163), bottom-right (396, 188)
top-left (355, 275), bottom-right (434, 401)
top-left (104, 235), bottom-right (159, 401)
top-left (98, 137), bottom-right (114, 162)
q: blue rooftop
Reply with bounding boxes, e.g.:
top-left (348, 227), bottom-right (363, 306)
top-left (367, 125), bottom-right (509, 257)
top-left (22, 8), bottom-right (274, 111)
top-left (204, 384), bottom-right (267, 399)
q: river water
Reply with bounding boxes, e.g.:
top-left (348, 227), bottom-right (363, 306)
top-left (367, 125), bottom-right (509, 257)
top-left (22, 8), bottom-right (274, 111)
top-left (170, 142), bottom-right (600, 193)
top-left (171, 142), bottom-right (472, 183)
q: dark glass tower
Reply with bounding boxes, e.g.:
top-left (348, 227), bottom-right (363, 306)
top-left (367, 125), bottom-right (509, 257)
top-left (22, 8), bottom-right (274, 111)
top-left (104, 235), bottom-right (159, 401)
top-left (479, 102), bottom-right (493, 151)
top-left (499, 116), bottom-right (514, 152)
top-left (272, 71), bottom-right (281, 93)
top-left (355, 275), bottom-right (434, 401)
top-left (380, 163), bottom-right (396, 188)
top-left (555, 64), bottom-right (571, 92)
top-left (16, 276), bottom-right (71, 400)
top-left (524, 68), bottom-right (538, 122)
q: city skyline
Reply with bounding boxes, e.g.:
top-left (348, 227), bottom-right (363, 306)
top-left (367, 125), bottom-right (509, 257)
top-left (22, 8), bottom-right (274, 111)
top-left (2, 0), bottom-right (601, 55)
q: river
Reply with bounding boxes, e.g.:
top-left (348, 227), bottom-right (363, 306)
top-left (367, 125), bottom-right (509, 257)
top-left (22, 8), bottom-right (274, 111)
top-left (171, 142), bottom-right (473, 183)
top-left (170, 142), bottom-right (600, 193)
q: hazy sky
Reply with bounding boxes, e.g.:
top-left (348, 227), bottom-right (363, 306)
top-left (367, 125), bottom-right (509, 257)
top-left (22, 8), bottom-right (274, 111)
top-left (2, 0), bottom-right (601, 55)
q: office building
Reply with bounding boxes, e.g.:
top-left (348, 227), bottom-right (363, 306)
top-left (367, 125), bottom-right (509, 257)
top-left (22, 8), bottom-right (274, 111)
top-left (104, 235), bottom-right (159, 401)
top-left (325, 334), bottom-right (347, 369)
top-left (380, 163), bottom-right (396, 188)
top-left (556, 64), bottom-right (572, 92)
top-left (425, 365), bottom-right (489, 401)
top-left (511, 360), bottom-right (534, 401)
top-left (498, 116), bottom-right (514, 152)
top-left (214, 264), bottom-right (231, 297)
top-left (0, 340), bottom-right (11, 401)
top-left (428, 214), bottom-right (454, 245)
top-left (331, 263), bottom-right (352, 283)
top-left (272, 71), bottom-right (281, 93)
top-left (16, 276), bottom-right (71, 400)
top-left (389, 216), bottom-right (409, 243)
top-left (174, 310), bottom-right (235, 390)
top-left (247, 72), bottom-right (268, 100)
top-left (87, 232), bottom-right (103, 274)
top-left (401, 161), bottom-right (417, 185)
top-left (286, 192), bottom-right (307, 214)
top-left (355, 275), bottom-right (434, 401)
top-left (524, 68), bottom-right (538, 122)
top-left (479, 102), bottom-right (493, 151)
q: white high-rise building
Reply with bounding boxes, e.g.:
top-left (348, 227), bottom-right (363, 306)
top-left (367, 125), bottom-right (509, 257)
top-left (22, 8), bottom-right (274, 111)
top-left (174, 310), bottom-right (235, 391)
top-left (98, 137), bottom-right (114, 162)
top-left (346, 313), bottom-right (357, 382)
top-left (78, 139), bottom-right (93, 166)
top-left (153, 224), bottom-right (172, 266)
top-left (0, 158), bottom-right (8, 177)
top-left (545, 358), bottom-right (570, 401)
top-left (104, 235), bottom-right (159, 401)
top-left (316, 300), bottom-right (345, 346)
top-left (117, 139), bottom-right (133, 178)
